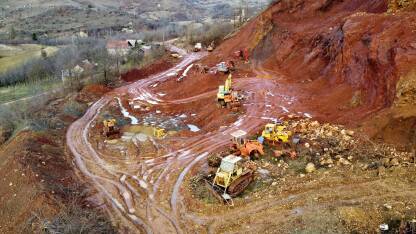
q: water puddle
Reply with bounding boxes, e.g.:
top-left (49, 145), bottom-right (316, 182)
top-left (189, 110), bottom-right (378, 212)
top-left (116, 97), bottom-right (139, 125)
top-left (187, 124), bottom-right (200, 132)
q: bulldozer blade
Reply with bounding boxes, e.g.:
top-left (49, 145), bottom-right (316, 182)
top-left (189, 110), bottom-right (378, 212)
top-left (204, 180), bottom-right (226, 203)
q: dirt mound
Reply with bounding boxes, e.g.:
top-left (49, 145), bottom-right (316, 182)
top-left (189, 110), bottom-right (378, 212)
top-left (82, 84), bottom-right (111, 96)
top-left (76, 84), bottom-right (111, 103)
top-left (121, 59), bottom-right (174, 82)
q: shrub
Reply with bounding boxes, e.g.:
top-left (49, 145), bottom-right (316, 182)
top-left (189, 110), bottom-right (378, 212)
top-left (186, 22), bottom-right (233, 46)
top-left (63, 101), bottom-right (87, 118)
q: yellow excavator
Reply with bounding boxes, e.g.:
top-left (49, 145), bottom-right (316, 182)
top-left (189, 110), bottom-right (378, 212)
top-left (261, 122), bottom-right (292, 144)
top-left (217, 74), bottom-right (240, 110)
top-left (103, 119), bottom-right (120, 138)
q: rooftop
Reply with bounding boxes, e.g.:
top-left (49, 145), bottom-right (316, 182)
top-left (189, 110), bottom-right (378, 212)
top-left (230, 130), bottom-right (247, 138)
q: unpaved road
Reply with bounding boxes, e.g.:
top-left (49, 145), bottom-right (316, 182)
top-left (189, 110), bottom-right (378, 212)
top-left (65, 45), bottom-right (289, 231)
top-left (66, 47), bottom-right (416, 233)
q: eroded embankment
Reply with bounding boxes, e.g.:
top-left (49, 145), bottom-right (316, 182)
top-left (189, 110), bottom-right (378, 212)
top-left (209, 0), bottom-right (416, 127)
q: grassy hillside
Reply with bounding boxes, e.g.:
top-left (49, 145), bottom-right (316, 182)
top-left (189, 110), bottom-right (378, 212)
top-left (0, 44), bottom-right (59, 74)
top-left (0, 0), bottom-right (271, 39)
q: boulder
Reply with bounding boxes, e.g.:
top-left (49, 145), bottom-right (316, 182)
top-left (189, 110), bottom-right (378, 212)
top-left (390, 158), bottom-right (400, 166)
top-left (305, 163), bottom-right (316, 173)
top-left (207, 154), bottom-right (222, 167)
top-left (378, 166), bottom-right (386, 176)
top-left (381, 158), bottom-right (391, 167)
top-left (320, 158), bottom-right (334, 167)
top-left (339, 158), bottom-right (351, 166)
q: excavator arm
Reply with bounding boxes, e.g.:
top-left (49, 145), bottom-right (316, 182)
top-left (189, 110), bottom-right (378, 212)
top-left (224, 74), bottom-right (232, 92)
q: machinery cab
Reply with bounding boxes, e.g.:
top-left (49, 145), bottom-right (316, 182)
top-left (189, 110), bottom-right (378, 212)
top-left (264, 123), bottom-right (275, 135)
top-left (103, 119), bottom-right (116, 130)
top-left (217, 85), bottom-right (226, 100)
top-left (207, 41), bottom-right (215, 52)
top-left (231, 129), bottom-right (248, 148)
top-left (217, 62), bottom-right (229, 73)
top-left (213, 155), bottom-right (243, 189)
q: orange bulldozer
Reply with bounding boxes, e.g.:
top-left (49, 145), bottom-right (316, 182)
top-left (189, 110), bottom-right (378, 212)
top-left (230, 130), bottom-right (264, 160)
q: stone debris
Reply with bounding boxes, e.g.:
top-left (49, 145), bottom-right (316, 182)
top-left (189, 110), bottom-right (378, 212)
top-left (285, 118), bottom-right (413, 174)
top-left (305, 163), bottom-right (316, 173)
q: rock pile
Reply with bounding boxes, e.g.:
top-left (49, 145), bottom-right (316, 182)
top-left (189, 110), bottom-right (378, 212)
top-left (287, 119), bottom-right (414, 171)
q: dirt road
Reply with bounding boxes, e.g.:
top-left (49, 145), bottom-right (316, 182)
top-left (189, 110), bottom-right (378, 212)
top-left (65, 43), bottom-right (287, 230)
top-left (66, 45), bottom-right (416, 233)
top-left (65, 43), bottom-right (331, 233)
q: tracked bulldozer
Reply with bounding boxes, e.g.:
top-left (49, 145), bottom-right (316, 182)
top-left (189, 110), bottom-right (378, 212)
top-left (217, 74), bottom-right (241, 111)
top-left (230, 130), bottom-right (264, 160)
top-left (212, 155), bottom-right (254, 198)
top-left (103, 119), bottom-right (120, 138)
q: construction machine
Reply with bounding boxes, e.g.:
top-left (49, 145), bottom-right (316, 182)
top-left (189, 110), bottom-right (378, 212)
top-left (194, 43), bottom-right (202, 52)
top-left (262, 122), bottom-right (293, 144)
top-left (207, 41), bottom-right (215, 52)
top-left (217, 74), bottom-right (240, 110)
top-left (153, 127), bottom-right (167, 139)
top-left (230, 130), bottom-right (264, 159)
top-left (103, 119), bottom-right (120, 138)
top-left (216, 61), bottom-right (235, 74)
top-left (212, 155), bottom-right (255, 198)
top-left (233, 48), bottom-right (250, 63)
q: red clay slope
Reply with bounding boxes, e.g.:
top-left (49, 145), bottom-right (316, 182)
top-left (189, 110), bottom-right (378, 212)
top-left (212, 0), bottom-right (416, 122)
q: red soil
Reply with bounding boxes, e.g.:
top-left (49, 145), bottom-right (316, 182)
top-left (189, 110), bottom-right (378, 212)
top-left (82, 84), bottom-right (111, 96)
top-left (121, 59), bottom-right (175, 82)
top-left (154, 0), bottom-right (416, 147)
top-left (204, 0), bottom-right (416, 124)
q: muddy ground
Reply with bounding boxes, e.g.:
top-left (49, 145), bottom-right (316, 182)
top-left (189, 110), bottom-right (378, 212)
top-left (65, 45), bottom-right (416, 233)
top-left (2, 1), bottom-right (416, 233)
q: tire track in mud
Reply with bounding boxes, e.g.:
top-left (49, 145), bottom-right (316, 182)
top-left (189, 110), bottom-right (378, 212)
top-left (67, 46), bottom-right (300, 233)
top-left (67, 48), bottom-right (209, 233)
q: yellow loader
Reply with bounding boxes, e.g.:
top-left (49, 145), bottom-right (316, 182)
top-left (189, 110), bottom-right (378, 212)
top-left (261, 122), bottom-right (292, 144)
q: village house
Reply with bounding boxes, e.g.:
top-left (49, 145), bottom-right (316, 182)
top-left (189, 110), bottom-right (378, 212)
top-left (106, 40), bottom-right (150, 56)
top-left (106, 40), bottom-right (130, 56)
